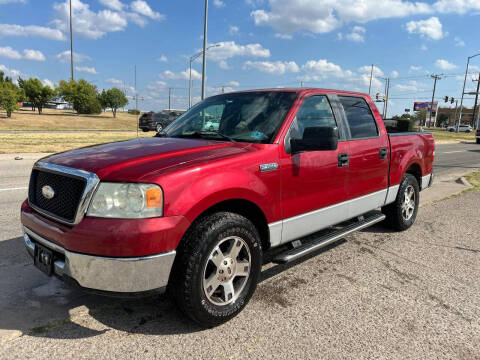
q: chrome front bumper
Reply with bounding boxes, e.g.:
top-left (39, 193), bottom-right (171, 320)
top-left (23, 226), bottom-right (176, 293)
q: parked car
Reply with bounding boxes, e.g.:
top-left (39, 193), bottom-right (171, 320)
top-left (446, 124), bottom-right (473, 132)
top-left (21, 88), bottom-right (434, 327)
top-left (139, 110), bottom-right (185, 132)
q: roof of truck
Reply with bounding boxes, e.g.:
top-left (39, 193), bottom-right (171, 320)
top-left (225, 88), bottom-right (370, 98)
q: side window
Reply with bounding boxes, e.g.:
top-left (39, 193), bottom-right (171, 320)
top-left (290, 95), bottom-right (337, 140)
top-left (339, 96), bottom-right (378, 139)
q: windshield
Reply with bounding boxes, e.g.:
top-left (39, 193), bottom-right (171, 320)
top-left (163, 91), bottom-right (298, 143)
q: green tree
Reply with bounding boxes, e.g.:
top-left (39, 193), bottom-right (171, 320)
top-left (0, 71), bottom-right (22, 117)
top-left (98, 88), bottom-right (128, 118)
top-left (22, 78), bottom-right (54, 114)
top-left (57, 79), bottom-right (101, 114)
top-left (413, 108), bottom-right (427, 126)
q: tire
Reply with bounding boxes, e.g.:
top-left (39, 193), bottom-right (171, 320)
top-left (156, 124), bottom-right (163, 133)
top-left (141, 128), bottom-right (149, 132)
top-left (169, 212), bottom-right (262, 327)
top-left (382, 174), bottom-right (420, 231)
top-left (476, 138), bottom-right (480, 144)
top-left (449, 128), bottom-right (455, 132)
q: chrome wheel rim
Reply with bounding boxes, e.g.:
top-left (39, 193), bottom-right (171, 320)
top-left (156, 124), bottom-right (163, 132)
top-left (202, 236), bottom-right (251, 306)
top-left (402, 185), bottom-right (416, 221)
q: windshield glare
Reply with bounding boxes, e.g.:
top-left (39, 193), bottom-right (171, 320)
top-left (164, 91), bottom-right (298, 143)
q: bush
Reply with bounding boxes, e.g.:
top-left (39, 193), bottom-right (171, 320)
top-left (128, 109), bottom-right (140, 115)
top-left (397, 119), bottom-right (415, 132)
top-left (77, 96), bottom-right (102, 114)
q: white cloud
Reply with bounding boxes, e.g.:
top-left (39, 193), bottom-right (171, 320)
top-left (23, 49), bottom-right (46, 61)
top-left (243, 60), bottom-right (299, 74)
top-left (229, 25), bottom-right (239, 35)
top-left (358, 65), bottom-right (383, 77)
top-left (0, 46), bottom-right (45, 61)
top-left (130, 0), bottom-right (164, 20)
top-left (345, 26), bottom-right (366, 42)
top-left (409, 65), bottom-right (422, 72)
top-left (391, 70), bottom-right (399, 78)
top-left (99, 0), bottom-right (124, 11)
top-left (0, 23), bottom-right (65, 40)
top-left (162, 69), bottom-right (202, 80)
top-left (420, 44), bottom-right (428, 51)
top-left (302, 59), bottom-right (349, 80)
top-left (395, 80), bottom-right (425, 92)
top-left (251, 0), bottom-right (432, 34)
top-left (0, 46), bottom-right (21, 59)
top-left (406, 17), bottom-right (443, 40)
top-left (275, 33), bottom-right (292, 39)
top-left (227, 80), bottom-right (240, 87)
top-left (435, 59), bottom-right (456, 70)
top-left (157, 55), bottom-right (168, 62)
top-left (42, 79), bottom-right (55, 88)
top-left (218, 60), bottom-right (230, 69)
top-left (56, 50), bottom-right (92, 63)
top-left (147, 80), bottom-right (168, 91)
top-left (207, 41), bottom-right (270, 61)
top-left (0, 64), bottom-right (24, 80)
top-left (434, 0), bottom-right (480, 14)
top-left (106, 78), bottom-right (135, 93)
top-left (454, 36), bottom-right (465, 47)
top-left (213, 0), bottom-right (225, 7)
top-left (75, 66), bottom-right (98, 74)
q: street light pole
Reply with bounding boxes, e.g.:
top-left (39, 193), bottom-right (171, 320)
top-left (368, 64), bottom-right (374, 95)
top-left (201, 0), bottom-right (208, 100)
top-left (189, 44), bottom-right (221, 108)
top-left (69, 0), bottom-right (74, 81)
top-left (457, 53), bottom-right (480, 132)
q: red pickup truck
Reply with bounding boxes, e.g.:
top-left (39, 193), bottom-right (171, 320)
top-left (21, 88), bottom-right (434, 327)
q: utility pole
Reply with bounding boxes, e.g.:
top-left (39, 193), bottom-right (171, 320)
top-left (382, 78), bottom-right (390, 119)
top-left (471, 73), bottom-right (480, 129)
top-left (368, 64), bottom-right (374, 95)
top-left (135, 65), bottom-right (138, 138)
top-left (201, 0), bottom-right (208, 100)
top-left (300, 81), bottom-right (304, 87)
top-left (168, 87), bottom-right (172, 109)
top-left (428, 74), bottom-right (441, 128)
top-left (69, 0), bottom-right (74, 81)
top-left (453, 100), bottom-right (458, 128)
top-left (458, 53), bottom-right (480, 132)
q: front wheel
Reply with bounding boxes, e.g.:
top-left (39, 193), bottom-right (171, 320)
top-left (169, 212), bottom-right (262, 327)
top-left (382, 174), bottom-right (420, 231)
top-left (156, 124), bottom-right (163, 133)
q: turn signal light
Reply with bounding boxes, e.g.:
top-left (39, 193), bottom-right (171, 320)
top-left (146, 187), bottom-right (163, 208)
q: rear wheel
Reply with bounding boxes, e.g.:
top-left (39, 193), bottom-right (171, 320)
top-left (156, 124), bottom-right (163, 133)
top-left (382, 174), bottom-right (419, 231)
top-left (169, 212), bottom-right (262, 327)
top-left (141, 128), bottom-right (148, 132)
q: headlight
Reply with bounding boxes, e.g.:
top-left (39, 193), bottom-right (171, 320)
top-left (87, 183), bottom-right (163, 219)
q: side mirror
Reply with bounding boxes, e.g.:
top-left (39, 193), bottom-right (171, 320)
top-left (290, 126), bottom-right (338, 153)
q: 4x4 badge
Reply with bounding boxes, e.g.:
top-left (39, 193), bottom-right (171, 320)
top-left (259, 163), bottom-right (278, 172)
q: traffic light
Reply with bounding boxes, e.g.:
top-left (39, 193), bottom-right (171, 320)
top-left (450, 97), bottom-right (455, 104)
top-left (375, 93), bottom-right (380, 101)
top-left (444, 96), bottom-right (449, 103)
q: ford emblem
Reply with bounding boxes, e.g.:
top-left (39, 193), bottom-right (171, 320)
top-left (41, 185), bottom-right (55, 199)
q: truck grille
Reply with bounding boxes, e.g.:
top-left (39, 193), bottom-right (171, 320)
top-left (29, 169), bottom-right (87, 223)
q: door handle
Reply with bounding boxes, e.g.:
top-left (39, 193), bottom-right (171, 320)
top-left (379, 147), bottom-right (388, 160)
top-left (338, 153), bottom-right (349, 167)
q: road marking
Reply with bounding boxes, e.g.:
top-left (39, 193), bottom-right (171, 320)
top-left (440, 150), bottom-right (466, 154)
top-left (0, 186), bottom-right (28, 192)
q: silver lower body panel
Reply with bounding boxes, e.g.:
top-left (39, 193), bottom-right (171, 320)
top-left (23, 226), bottom-right (176, 293)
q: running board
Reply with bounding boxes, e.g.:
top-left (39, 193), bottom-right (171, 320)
top-left (272, 212), bottom-right (386, 264)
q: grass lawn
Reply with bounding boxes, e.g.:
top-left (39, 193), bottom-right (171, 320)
top-left (465, 171), bottom-right (480, 191)
top-left (0, 131), bottom-right (151, 154)
top-left (426, 128), bottom-right (476, 143)
top-left (0, 108), bottom-right (140, 131)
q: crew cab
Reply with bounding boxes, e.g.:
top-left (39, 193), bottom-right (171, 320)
top-left (21, 89), bottom-right (434, 327)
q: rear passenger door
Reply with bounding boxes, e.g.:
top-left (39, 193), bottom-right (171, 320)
top-left (337, 96), bottom-right (389, 214)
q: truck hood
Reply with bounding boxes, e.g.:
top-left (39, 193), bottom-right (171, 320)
top-left (42, 137), bottom-right (249, 181)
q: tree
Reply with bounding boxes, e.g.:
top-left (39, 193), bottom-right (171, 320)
top-left (0, 71), bottom-right (22, 117)
top-left (22, 78), bottom-right (54, 114)
top-left (98, 88), bottom-right (128, 118)
top-left (57, 79), bottom-right (101, 114)
top-left (413, 108), bottom-right (427, 126)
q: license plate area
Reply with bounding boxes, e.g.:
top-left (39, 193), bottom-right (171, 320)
top-left (34, 243), bottom-right (53, 276)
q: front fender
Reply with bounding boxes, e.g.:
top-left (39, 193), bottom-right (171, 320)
top-left (165, 168), bottom-right (279, 224)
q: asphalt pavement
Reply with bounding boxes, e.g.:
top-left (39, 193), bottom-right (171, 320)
top-left (0, 142), bottom-right (479, 359)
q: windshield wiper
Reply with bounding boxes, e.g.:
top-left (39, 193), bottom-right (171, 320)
top-left (176, 131), bottom-right (236, 142)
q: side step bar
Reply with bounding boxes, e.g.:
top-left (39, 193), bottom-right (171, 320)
top-left (272, 212), bottom-right (386, 264)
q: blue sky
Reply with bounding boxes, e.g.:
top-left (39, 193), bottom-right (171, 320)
top-left (0, 0), bottom-right (479, 115)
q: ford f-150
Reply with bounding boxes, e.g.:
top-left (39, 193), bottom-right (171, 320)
top-left (21, 88), bottom-right (434, 327)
